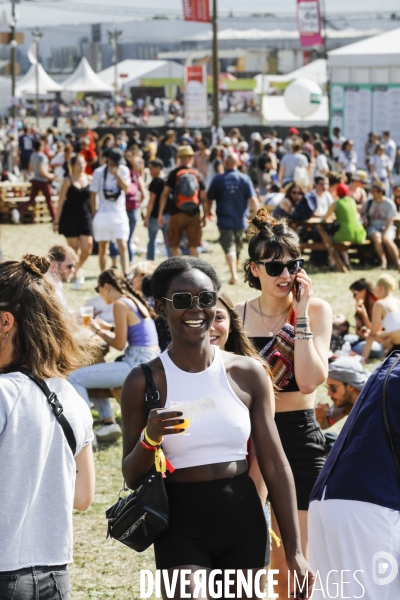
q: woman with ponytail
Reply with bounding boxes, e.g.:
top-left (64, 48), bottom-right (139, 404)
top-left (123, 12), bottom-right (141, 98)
top-left (0, 254), bottom-right (96, 598)
top-left (236, 208), bottom-right (332, 598)
top-left (68, 269), bottom-right (159, 442)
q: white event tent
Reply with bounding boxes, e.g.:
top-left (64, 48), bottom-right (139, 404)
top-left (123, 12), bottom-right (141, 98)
top-left (62, 57), bottom-right (114, 93)
top-left (97, 59), bottom-right (184, 94)
top-left (329, 28), bottom-right (400, 84)
top-left (16, 63), bottom-right (62, 96)
top-left (254, 59), bottom-right (327, 95)
top-left (262, 95), bottom-right (329, 127)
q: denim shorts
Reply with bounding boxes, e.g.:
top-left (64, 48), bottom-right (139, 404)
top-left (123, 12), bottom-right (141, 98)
top-left (0, 564), bottom-right (70, 600)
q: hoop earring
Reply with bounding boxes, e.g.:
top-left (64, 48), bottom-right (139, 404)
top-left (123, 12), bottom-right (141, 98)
top-left (1, 332), bottom-right (9, 340)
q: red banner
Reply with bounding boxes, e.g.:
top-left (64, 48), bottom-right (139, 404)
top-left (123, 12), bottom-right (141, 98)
top-left (182, 0), bottom-right (210, 23)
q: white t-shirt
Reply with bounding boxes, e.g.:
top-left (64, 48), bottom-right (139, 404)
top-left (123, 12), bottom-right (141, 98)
top-left (90, 164), bottom-right (130, 213)
top-left (263, 192), bottom-right (285, 208)
top-left (315, 153), bottom-right (329, 177)
top-left (369, 154), bottom-right (390, 179)
top-left (338, 151), bottom-right (357, 174)
top-left (314, 190), bottom-right (334, 217)
top-left (385, 139), bottom-right (397, 169)
top-left (331, 135), bottom-right (346, 159)
top-left (0, 373), bottom-right (93, 570)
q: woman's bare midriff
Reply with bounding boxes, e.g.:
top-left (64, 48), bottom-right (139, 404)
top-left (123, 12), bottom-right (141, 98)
top-left (274, 390), bottom-right (316, 413)
top-left (166, 460), bottom-right (248, 483)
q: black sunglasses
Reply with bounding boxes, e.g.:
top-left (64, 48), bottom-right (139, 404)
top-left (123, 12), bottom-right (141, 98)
top-left (95, 285), bottom-right (101, 293)
top-left (162, 291), bottom-right (217, 310)
top-left (255, 258), bottom-right (304, 277)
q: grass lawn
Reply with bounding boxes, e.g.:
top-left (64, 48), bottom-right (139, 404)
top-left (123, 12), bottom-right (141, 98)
top-left (1, 219), bottom-right (396, 599)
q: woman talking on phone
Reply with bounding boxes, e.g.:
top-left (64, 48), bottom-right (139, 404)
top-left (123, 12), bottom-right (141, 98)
top-left (121, 257), bottom-right (314, 599)
top-left (236, 210), bottom-right (331, 598)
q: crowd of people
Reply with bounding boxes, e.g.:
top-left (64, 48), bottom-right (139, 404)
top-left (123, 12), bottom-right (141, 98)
top-left (1, 120), bottom-right (400, 600)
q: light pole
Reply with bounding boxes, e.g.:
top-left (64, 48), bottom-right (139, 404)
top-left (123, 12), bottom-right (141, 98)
top-left (108, 29), bottom-right (123, 105)
top-left (33, 27), bottom-right (42, 128)
top-left (212, 0), bottom-right (219, 128)
top-left (10, 0), bottom-right (17, 119)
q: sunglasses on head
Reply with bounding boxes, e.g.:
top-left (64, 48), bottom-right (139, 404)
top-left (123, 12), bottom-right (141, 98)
top-left (162, 291), bottom-right (217, 310)
top-left (255, 258), bottom-right (304, 277)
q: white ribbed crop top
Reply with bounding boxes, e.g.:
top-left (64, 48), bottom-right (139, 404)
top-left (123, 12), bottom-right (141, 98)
top-left (159, 347), bottom-right (251, 470)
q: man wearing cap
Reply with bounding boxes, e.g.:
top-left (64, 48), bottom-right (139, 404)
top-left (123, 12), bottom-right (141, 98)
top-left (207, 153), bottom-right (259, 284)
top-left (361, 180), bottom-right (399, 269)
top-left (283, 127), bottom-right (299, 152)
top-left (315, 357), bottom-right (370, 430)
top-left (309, 352), bottom-right (400, 600)
top-left (89, 148), bottom-right (131, 275)
top-left (350, 170), bottom-right (369, 207)
top-left (157, 145), bottom-right (206, 257)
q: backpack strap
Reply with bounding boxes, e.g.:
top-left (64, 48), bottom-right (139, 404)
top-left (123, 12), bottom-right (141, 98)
top-left (382, 354), bottom-right (400, 483)
top-left (8, 367), bottom-right (77, 455)
top-left (141, 363), bottom-right (161, 412)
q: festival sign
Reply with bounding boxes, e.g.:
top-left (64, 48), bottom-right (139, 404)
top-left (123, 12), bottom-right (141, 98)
top-left (296, 0), bottom-right (323, 47)
top-left (182, 0), bottom-right (210, 23)
top-left (184, 65), bottom-right (208, 128)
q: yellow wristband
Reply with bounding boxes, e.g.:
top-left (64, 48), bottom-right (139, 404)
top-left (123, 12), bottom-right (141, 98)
top-left (144, 427), bottom-right (163, 447)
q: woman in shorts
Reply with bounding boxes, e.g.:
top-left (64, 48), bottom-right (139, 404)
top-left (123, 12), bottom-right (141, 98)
top-left (236, 212), bottom-right (331, 598)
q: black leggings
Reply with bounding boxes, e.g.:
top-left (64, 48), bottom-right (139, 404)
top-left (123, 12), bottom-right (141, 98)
top-left (154, 471), bottom-right (270, 570)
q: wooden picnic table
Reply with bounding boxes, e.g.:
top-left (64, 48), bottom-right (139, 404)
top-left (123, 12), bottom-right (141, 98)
top-left (294, 217), bottom-right (349, 274)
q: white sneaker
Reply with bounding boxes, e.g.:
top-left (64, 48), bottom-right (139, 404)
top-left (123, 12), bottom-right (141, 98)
top-left (95, 422), bottom-right (122, 442)
top-left (11, 208), bottom-right (20, 224)
top-left (76, 269), bottom-right (85, 284)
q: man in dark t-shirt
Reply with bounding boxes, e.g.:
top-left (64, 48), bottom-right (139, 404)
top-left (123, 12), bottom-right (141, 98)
top-left (207, 153), bottom-right (258, 283)
top-left (18, 127), bottom-right (34, 178)
top-left (158, 146), bottom-right (206, 257)
top-left (144, 159), bottom-right (171, 261)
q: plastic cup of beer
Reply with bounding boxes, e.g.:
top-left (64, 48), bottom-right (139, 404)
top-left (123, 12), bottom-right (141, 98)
top-left (173, 418), bottom-right (191, 434)
top-left (80, 306), bottom-right (94, 327)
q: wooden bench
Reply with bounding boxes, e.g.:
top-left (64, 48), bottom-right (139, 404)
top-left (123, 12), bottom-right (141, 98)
top-left (301, 240), bottom-right (371, 252)
top-left (90, 387), bottom-right (122, 405)
top-left (0, 181), bottom-right (58, 224)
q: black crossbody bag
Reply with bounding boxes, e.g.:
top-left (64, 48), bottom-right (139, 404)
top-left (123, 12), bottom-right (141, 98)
top-left (8, 367), bottom-right (76, 454)
top-left (105, 363), bottom-right (169, 552)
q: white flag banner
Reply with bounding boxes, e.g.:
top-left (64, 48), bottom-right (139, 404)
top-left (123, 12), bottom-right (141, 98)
top-left (27, 42), bottom-right (37, 65)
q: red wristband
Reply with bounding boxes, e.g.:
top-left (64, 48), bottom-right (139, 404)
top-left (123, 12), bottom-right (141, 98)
top-left (140, 439), bottom-right (157, 451)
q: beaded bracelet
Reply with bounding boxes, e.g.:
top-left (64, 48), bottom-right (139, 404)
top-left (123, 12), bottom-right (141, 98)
top-left (294, 334), bottom-right (314, 340)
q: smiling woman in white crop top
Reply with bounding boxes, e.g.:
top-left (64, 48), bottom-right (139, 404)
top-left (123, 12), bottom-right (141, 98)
top-left (121, 257), bottom-right (314, 599)
top-left (362, 274), bottom-right (400, 360)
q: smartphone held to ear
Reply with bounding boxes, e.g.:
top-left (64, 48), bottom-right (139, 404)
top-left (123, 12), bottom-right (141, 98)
top-left (295, 280), bottom-right (302, 302)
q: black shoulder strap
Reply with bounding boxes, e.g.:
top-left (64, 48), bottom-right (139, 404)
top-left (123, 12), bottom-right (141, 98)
top-left (382, 354), bottom-right (400, 483)
top-left (140, 363), bottom-right (161, 413)
top-left (10, 367), bottom-right (77, 456)
top-left (243, 301), bottom-right (247, 325)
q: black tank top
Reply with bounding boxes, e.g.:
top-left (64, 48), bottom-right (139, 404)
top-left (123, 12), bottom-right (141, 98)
top-left (66, 179), bottom-right (90, 206)
top-left (243, 301), bottom-right (300, 393)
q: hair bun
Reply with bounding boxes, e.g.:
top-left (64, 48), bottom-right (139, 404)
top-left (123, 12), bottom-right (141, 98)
top-left (247, 208), bottom-right (278, 238)
top-left (21, 254), bottom-right (50, 277)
